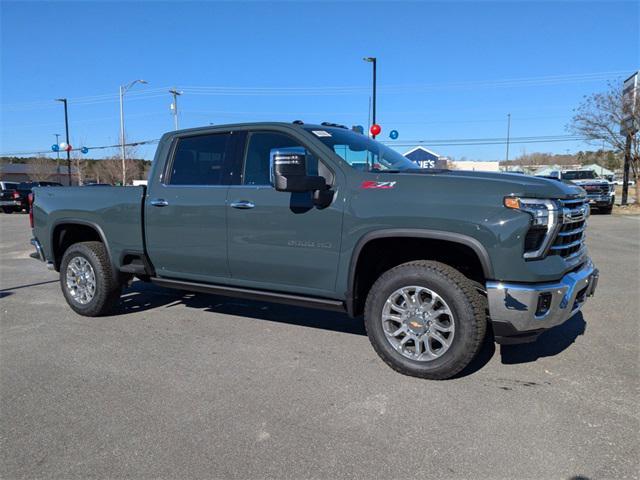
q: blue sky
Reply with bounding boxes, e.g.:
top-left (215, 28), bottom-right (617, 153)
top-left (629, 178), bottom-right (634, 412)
top-left (1, 1), bottom-right (638, 160)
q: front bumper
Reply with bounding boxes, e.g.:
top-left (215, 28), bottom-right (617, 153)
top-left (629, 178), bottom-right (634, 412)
top-left (0, 200), bottom-right (21, 207)
top-left (587, 194), bottom-right (614, 206)
top-left (486, 260), bottom-right (598, 344)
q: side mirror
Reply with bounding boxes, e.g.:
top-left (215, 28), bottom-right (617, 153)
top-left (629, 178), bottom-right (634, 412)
top-left (271, 148), bottom-right (327, 193)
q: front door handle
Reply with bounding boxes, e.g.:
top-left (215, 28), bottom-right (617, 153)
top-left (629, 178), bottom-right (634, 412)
top-left (150, 199), bottom-right (169, 207)
top-left (230, 200), bottom-right (255, 209)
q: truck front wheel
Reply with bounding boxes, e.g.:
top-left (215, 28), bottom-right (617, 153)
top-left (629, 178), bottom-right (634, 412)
top-left (60, 241), bottom-right (121, 316)
top-left (364, 261), bottom-right (486, 380)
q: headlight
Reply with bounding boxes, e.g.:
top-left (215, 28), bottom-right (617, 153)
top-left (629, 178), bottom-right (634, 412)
top-left (504, 197), bottom-right (559, 259)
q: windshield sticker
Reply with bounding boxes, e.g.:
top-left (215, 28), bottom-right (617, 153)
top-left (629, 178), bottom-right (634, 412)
top-left (361, 181), bottom-right (396, 189)
top-left (311, 130), bottom-right (332, 137)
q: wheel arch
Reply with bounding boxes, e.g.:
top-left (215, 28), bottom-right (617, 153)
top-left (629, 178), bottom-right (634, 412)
top-left (346, 229), bottom-right (494, 317)
top-left (51, 219), bottom-right (113, 272)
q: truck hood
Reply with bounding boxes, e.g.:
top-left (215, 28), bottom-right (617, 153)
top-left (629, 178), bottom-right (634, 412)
top-left (568, 179), bottom-right (610, 187)
top-left (390, 169), bottom-right (585, 199)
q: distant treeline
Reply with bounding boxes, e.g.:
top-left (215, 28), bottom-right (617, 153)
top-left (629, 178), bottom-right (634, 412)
top-left (0, 156), bottom-right (151, 165)
top-left (500, 149), bottom-right (622, 171)
top-left (1, 156), bottom-right (152, 184)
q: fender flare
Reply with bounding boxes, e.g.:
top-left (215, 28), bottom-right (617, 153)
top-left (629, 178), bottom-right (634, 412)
top-left (346, 228), bottom-right (494, 316)
top-left (50, 219), bottom-right (114, 272)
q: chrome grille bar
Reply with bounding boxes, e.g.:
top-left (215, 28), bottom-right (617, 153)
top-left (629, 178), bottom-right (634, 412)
top-left (549, 198), bottom-right (589, 259)
top-left (550, 238), bottom-right (583, 250)
top-left (557, 225), bottom-right (587, 237)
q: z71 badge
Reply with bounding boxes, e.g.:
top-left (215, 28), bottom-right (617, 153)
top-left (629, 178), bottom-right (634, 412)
top-left (361, 181), bottom-right (397, 189)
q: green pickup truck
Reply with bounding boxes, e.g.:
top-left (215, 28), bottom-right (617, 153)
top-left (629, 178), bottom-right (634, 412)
top-left (30, 122), bottom-right (599, 379)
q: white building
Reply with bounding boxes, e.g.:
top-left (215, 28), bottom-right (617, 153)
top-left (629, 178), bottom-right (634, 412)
top-left (450, 160), bottom-right (500, 172)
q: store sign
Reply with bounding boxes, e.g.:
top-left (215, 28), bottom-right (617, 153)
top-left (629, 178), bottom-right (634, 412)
top-left (621, 72), bottom-right (638, 135)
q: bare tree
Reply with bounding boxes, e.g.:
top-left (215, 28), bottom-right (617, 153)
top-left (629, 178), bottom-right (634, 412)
top-left (94, 156), bottom-right (143, 185)
top-left (71, 139), bottom-right (89, 185)
top-left (569, 82), bottom-right (639, 204)
top-left (28, 157), bottom-right (54, 182)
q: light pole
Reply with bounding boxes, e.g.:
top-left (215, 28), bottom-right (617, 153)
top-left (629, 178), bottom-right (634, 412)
top-left (363, 57), bottom-right (377, 136)
top-left (119, 79), bottom-right (148, 185)
top-left (169, 88), bottom-right (183, 130)
top-left (55, 99), bottom-right (72, 185)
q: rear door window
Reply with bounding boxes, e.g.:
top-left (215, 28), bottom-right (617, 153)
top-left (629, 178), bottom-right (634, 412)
top-left (169, 132), bottom-right (234, 185)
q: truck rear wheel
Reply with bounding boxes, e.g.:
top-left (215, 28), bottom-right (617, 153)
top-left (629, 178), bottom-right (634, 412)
top-left (60, 241), bottom-right (121, 316)
top-left (364, 261), bottom-right (486, 380)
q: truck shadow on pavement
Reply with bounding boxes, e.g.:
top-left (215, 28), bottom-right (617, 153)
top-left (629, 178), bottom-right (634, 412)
top-left (499, 312), bottom-right (586, 364)
top-left (118, 281), bottom-right (367, 336)
top-left (117, 281), bottom-right (586, 372)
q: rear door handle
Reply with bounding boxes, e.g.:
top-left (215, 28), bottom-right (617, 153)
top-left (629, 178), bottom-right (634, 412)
top-left (150, 199), bottom-right (169, 207)
top-left (230, 200), bottom-right (255, 209)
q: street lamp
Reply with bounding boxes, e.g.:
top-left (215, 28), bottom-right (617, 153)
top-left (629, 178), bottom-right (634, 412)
top-left (119, 79), bottom-right (148, 185)
top-left (55, 99), bottom-right (72, 185)
top-left (363, 57), bottom-right (377, 135)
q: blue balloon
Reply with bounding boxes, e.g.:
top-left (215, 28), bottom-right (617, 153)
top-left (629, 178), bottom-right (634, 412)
top-left (81, 146), bottom-right (89, 154)
top-left (51, 144), bottom-right (60, 152)
top-left (389, 130), bottom-right (399, 140)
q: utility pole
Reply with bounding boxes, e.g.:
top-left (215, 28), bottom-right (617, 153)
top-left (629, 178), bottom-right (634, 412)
top-left (363, 57), bottom-right (377, 135)
top-left (169, 88), bottom-right (183, 130)
top-left (55, 99), bottom-right (72, 185)
top-left (119, 79), bottom-right (148, 185)
top-left (505, 113), bottom-right (511, 162)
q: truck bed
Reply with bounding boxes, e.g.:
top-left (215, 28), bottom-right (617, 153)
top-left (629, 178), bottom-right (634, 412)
top-left (32, 186), bottom-right (146, 269)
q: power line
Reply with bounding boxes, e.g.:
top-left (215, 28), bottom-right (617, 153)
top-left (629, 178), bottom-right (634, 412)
top-left (1, 70), bottom-right (629, 111)
top-left (0, 139), bottom-right (159, 157)
top-left (385, 138), bottom-right (591, 147)
top-left (1, 134), bottom-right (596, 157)
top-left (382, 134), bottom-right (586, 143)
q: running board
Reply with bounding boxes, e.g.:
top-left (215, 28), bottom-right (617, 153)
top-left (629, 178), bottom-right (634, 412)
top-left (150, 277), bottom-right (346, 312)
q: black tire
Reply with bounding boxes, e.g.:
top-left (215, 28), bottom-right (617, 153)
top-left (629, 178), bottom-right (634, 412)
top-left (60, 241), bottom-right (121, 316)
top-left (601, 205), bottom-right (613, 214)
top-left (364, 260), bottom-right (486, 380)
top-left (2, 207), bottom-right (13, 214)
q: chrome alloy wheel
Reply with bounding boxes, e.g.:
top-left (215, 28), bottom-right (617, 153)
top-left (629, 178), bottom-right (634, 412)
top-left (65, 256), bottom-right (97, 305)
top-left (381, 286), bottom-right (455, 362)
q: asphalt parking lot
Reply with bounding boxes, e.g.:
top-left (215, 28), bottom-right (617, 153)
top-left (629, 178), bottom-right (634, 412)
top-left (1, 213), bottom-right (638, 479)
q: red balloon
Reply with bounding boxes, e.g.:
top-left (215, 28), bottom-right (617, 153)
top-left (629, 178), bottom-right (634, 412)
top-left (370, 124), bottom-right (381, 136)
top-left (65, 144), bottom-right (73, 152)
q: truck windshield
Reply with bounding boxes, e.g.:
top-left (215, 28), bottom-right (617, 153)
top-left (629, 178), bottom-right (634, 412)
top-left (304, 127), bottom-right (418, 172)
top-left (563, 170), bottom-right (598, 180)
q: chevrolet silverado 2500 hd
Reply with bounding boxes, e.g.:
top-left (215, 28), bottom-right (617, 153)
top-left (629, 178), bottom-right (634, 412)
top-left (30, 122), bottom-right (599, 379)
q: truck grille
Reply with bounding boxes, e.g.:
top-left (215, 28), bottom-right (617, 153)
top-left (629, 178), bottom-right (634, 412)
top-left (548, 198), bottom-right (588, 259)
top-left (583, 184), bottom-right (611, 196)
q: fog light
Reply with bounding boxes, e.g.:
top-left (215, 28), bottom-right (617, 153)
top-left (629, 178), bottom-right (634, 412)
top-left (536, 292), bottom-right (552, 316)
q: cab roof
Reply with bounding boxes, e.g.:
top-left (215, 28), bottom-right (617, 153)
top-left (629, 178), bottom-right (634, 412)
top-left (165, 121), bottom-right (349, 137)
